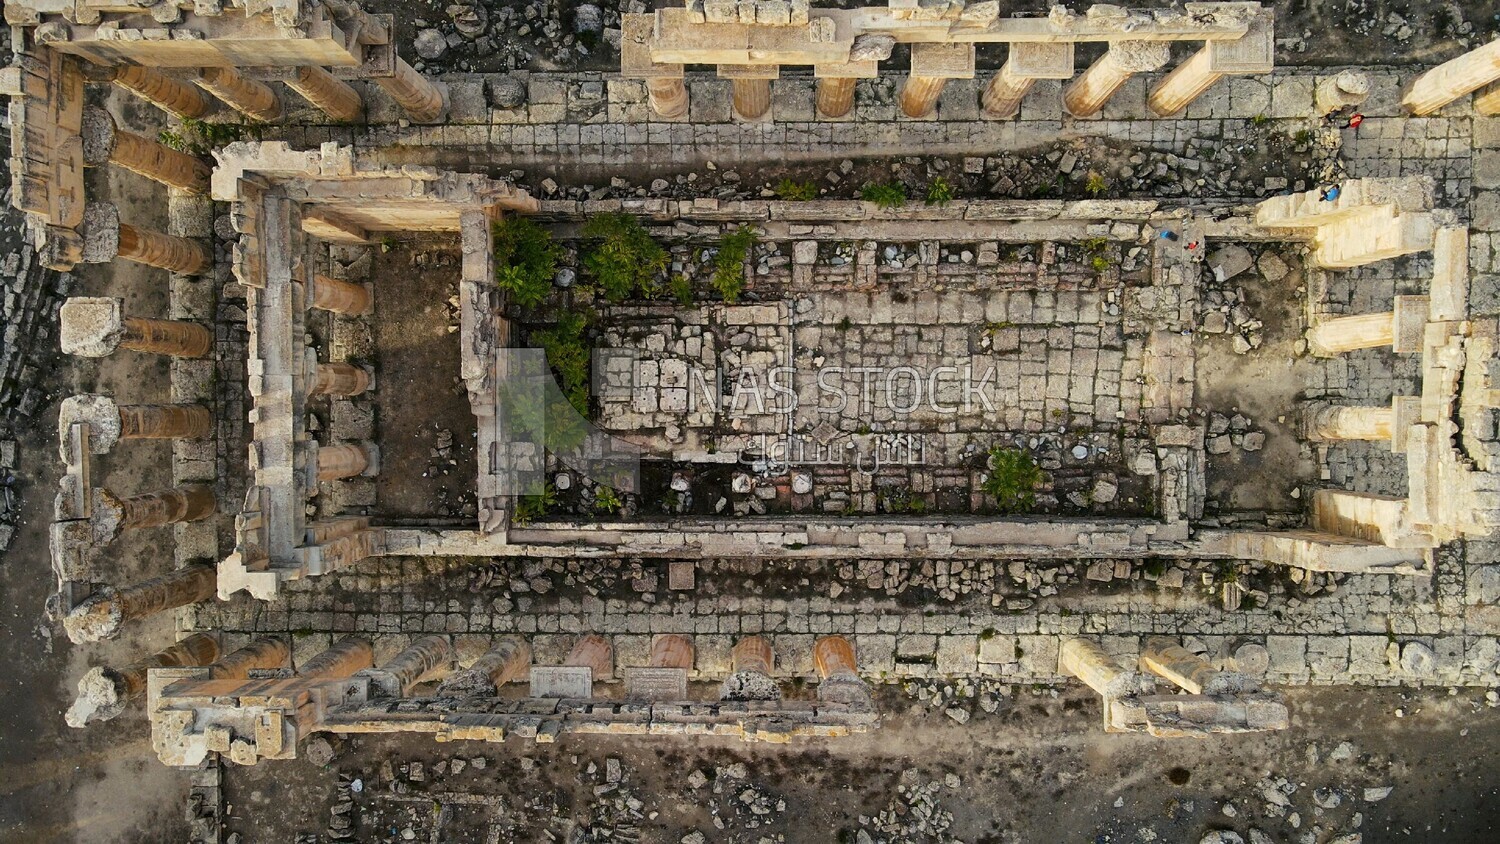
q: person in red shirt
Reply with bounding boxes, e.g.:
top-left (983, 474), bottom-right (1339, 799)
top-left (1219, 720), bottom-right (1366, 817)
top-left (1346, 113), bottom-right (1364, 129)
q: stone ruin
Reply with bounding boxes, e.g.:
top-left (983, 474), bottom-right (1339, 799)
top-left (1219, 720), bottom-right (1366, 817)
top-left (6, 0), bottom-right (1500, 769)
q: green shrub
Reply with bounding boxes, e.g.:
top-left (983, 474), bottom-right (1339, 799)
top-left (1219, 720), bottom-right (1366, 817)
top-left (981, 445), bottom-right (1044, 513)
top-left (775, 178), bottom-right (819, 201)
top-left (581, 212), bottom-right (668, 302)
top-left (711, 225), bottom-right (758, 303)
top-left (861, 181), bottom-right (907, 209)
top-left (533, 310), bottom-right (592, 416)
top-left (492, 217), bottom-right (562, 308)
top-left (594, 485), bottom-right (623, 514)
top-left (925, 176), bottom-right (954, 206)
top-left (512, 482), bottom-right (557, 526)
top-left (1084, 172), bottom-right (1109, 197)
top-left (669, 273), bottom-right (694, 307)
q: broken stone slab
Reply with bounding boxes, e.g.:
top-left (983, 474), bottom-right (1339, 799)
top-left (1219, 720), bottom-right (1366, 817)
top-left (1208, 244), bottom-right (1254, 283)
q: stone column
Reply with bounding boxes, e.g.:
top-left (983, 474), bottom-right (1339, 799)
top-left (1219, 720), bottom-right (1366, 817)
top-left (901, 43), bottom-right (976, 119)
top-left (983, 43), bottom-right (1075, 120)
top-left (60, 298), bottom-right (213, 358)
top-left (95, 484), bottom-right (215, 534)
top-left (1138, 638), bottom-right (1224, 694)
top-left (813, 635), bottom-right (871, 707)
top-left (59, 395), bottom-right (212, 454)
top-left (649, 634), bottom-right (695, 669)
top-left (316, 442), bottom-right (374, 480)
top-left (309, 274), bottom-right (372, 315)
top-left (1402, 37), bottom-right (1500, 116)
top-left (1147, 48), bottom-right (1223, 117)
top-left (436, 638), bottom-right (531, 696)
top-left (286, 66), bottom-right (365, 122)
top-left (118, 403), bottom-right (213, 440)
top-left (209, 637), bottom-right (291, 679)
top-left (646, 78), bottom-right (690, 118)
top-left (816, 77), bottom-right (858, 118)
top-left (721, 635), bottom-right (780, 701)
top-left (564, 634), bottom-right (614, 680)
top-left (1303, 402), bottom-right (1393, 442)
top-left (309, 363), bottom-right (372, 397)
top-left (63, 562), bottom-right (217, 643)
top-left (813, 635), bottom-right (858, 679)
top-left (1064, 41), bottom-right (1171, 118)
top-left (899, 76), bottom-right (950, 119)
top-left (66, 632), bottom-right (220, 727)
top-left (195, 66), bottom-right (282, 122)
top-left (110, 65), bottom-right (212, 119)
top-left (731, 78), bottom-right (772, 120)
top-left (1315, 70), bottom-right (1372, 116)
top-left (81, 107), bottom-right (211, 194)
top-left (1306, 311), bottom-right (1394, 355)
top-left (359, 635), bottom-right (454, 697)
top-left (1060, 638), bottom-right (1143, 699)
top-left (1476, 81), bottom-right (1500, 117)
top-left (117, 222), bottom-right (213, 275)
top-left (376, 60), bottom-right (445, 123)
top-left (299, 637), bottom-right (375, 678)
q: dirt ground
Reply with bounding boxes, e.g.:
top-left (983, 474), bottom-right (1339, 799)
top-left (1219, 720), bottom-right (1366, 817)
top-left (217, 685), bottom-right (1500, 844)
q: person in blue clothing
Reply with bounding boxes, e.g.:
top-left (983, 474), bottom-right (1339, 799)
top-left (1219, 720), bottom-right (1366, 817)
top-left (1319, 184), bottom-right (1341, 202)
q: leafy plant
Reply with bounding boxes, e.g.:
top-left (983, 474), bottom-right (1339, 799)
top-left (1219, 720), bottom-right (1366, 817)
top-left (711, 225), bottom-right (758, 303)
top-left (511, 482), bottom-right (558, 526)
top-left (533, 309), bottom-right (592, 416)
top-left (1084, 171), bottom-right (1109, 198)
top-left (1251, 113), bottom-right (1271, 126)
top-left (981, 445), bottom-right (1044, 513)
top-left (594, 485), bottom-right (623, 514)
top-left (861, 181), bottom-right (907, 209)
top-left (669, 273), bottom-right (694, 307)
top-left (1081, 236), bottom-right (1114, 274)
top-left (925, 176), bottom-right (954, 206)
top-left (492, 217), bottom-right (562, 308)
top-left (775, 178), bottom-right (818, 201)
top-left (158, 118), bottom-right (255, 156)
top-left (581, 212), bottom-right (668, 302)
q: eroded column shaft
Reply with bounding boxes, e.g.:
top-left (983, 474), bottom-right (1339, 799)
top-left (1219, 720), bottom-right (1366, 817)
top-left (117, 223), bottom-right (212, 275)
top-left (113, 484), bottom-right (216, 529)
top-left (111, 66), bottom-right (212, 119)
top-left (1307, 312), bottom-right (1394, 355)
top-left (299, 637), bottom-right (374, 678)
top-left (899, 75), bottom-right (949, 119)
top-left (119, 317), bottom-right (212, 358)
top-left (209, 637), bottom-right (290, 679)
top-left (649, 634), bottom-right (695, 669)
top-left (1306, 404), bottom-right (1394, 442)
top-left (66, 632), bottom-right (220, 726)
top-left (731, 78), bottom-right (772, 120)
top-left (1315, 70), bottom-right (1372, 116)
top-left (118, 403), bottom-right (212, 440)
top-left (1060, 638), bottom-right (1128, 698)
top-left (646, 78), bottom-right (689, 119)
top-left (436, 638), bottom-right (531, 696)
top-left (1402, 38), bottom-right (1500, 115)
top-left (309, 274), bottom-right (372, 315)
top-left (1139, 638), bottom-right (1222, 695)
top-left (317, 442), bottom-right (372, 480)
top-left (816, 77), bottom-right (858, 118)
top-left (981, 63), bottom-right (1037, 119)
top-left (565, 634), bottom-right (614, 680)
top-left (110, 130), bottom-right (212, 194)
top-left (731, 636), bottom-right (775, 676)
top-left (363, 635), bottom-right (453, 697)
top-left (309, 363), bottom-right (371, 397)
top-left (64, 563), bottom-right (218, 642)
top-left (1064, 42), bottom-right (1170, 118)
top-left (1477, 81), bottom-right (1500, 116)
top-left (813, 635), bottom-right (858, 679)
top-left (376, 60), bottom-right (444, 123)
top-left (196, 66), bottom-right (282, 122)
top-left (287, 65), bottom-right (364, 122)
top-left (1147, 48), bottom-right (1222, 117)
